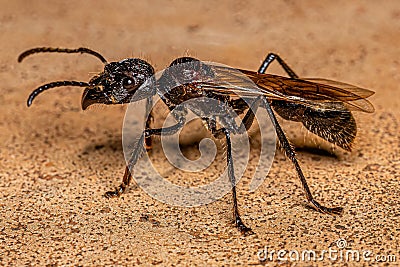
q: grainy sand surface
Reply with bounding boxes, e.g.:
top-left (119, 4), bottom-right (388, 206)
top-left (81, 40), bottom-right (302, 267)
top-left (0, 1), bottom-right (399, 266)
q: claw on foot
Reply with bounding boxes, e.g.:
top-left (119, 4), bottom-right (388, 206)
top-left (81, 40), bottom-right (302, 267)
top-left (235, 217), bottom-right (254, 236)
top-left (144, 137), bottom-right (152, 152)
top-left (309, 199), bottom-right (343, 215)
top-left (104, 186), bottom-right (124, 198)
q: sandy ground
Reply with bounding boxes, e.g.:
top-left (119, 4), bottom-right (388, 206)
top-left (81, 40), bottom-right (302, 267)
top-left (0, 1), bottom-right (399, 266)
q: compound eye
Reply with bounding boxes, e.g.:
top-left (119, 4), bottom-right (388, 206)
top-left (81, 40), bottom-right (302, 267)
top-left (122, 77), bottom-right (136, 89)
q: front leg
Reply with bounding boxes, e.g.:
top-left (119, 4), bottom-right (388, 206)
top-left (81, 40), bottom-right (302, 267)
top-left (105, 117), bottom-right (186, 198)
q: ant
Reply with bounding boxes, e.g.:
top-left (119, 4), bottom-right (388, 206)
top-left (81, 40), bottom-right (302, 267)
top-left (18, 47), bottom-right (374, 234)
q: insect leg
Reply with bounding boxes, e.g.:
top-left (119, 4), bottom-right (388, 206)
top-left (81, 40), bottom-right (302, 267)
top-left (224, 128), bottom-right (253, 234)
top-left (104, 166), bottom-right (133, 197)
top-left (261, 97), bottom-right (343, 215)
top-left (144, 97), bottom-right (154, 152)
top-left (258, 53), bottom-right (299, 78)
top-left (239, 96), bottom-right (263, 132)
top-left (207, 121), bottom-right (253, 234)
top-left (104, 117), bottom-right (186, 197)
top-left (215, 96), bottom-right (263, 136)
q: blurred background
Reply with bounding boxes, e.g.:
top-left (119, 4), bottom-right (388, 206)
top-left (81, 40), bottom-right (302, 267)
top-left (0, 1), bottom-right (399, 265)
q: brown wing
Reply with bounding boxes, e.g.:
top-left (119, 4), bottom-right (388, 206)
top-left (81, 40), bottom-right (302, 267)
top-left (200, 64), bottom-right (374, 151)
top-left (238, 69), bottom-right (375, 113)
top-left (201, 65), bottom-right (375, 113)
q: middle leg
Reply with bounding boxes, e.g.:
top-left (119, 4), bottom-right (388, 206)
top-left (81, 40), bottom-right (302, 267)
top-left (207, 119), bottom-right (254, 234)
